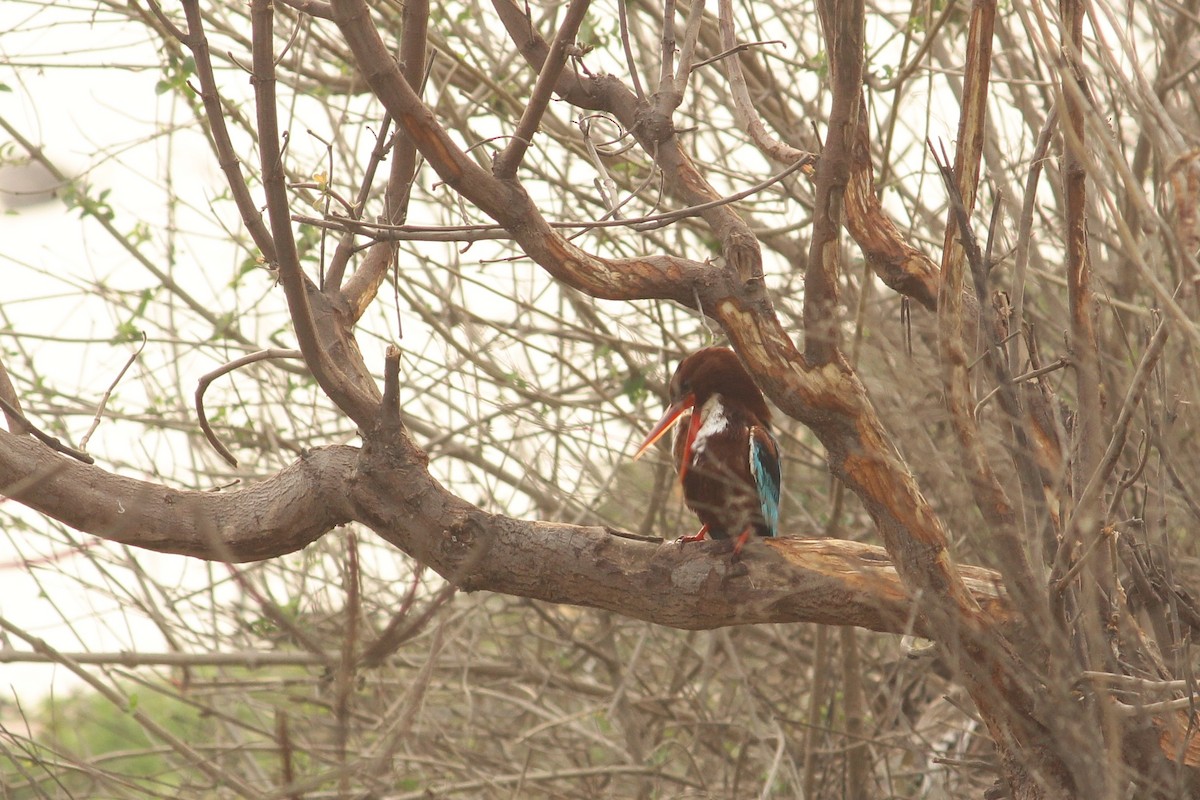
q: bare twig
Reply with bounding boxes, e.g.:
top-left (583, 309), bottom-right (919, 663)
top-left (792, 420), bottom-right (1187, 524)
top-left (79, 332), bottom-right (146, 452)
top-left (195, 348), bottom-right (304, 467)
top-left (0, 396), bottom-right (94, 464)
top-left (494, 0), bottom-right (592, 179)
top-left (0, 614), bottom-right (263, 799)
top-left (1066, 318), bottom-right (1170, 538)
top-left (0, 647), bottom-right (329, 667)
top-left (298, 156), bottom-right (808, 240)
top-left (176, 0), bottom-right (278, 264)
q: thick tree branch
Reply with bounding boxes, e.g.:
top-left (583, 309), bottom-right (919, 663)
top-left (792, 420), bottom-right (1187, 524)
top-left (339, 0), bottom-right (429, 314)
top-left (0, 428), bottom-right (1010, 637)
top-left (0, 429), bottom-right (353, 561)
top-left (805, 0), bottom-right (861, 365)
top-left (844, 98), bottom-right (941, 311)
top-left (251, 0), bottom-right (379, 429)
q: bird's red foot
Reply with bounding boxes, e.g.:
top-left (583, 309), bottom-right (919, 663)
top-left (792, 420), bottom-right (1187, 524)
top-left (731, 527), bottom-right (753, 556)
top-left (676, 524), bottom-right (709, 546)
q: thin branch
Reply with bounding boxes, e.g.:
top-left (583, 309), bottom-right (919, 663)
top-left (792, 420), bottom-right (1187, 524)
top-left (277, 0), bottom-right (333, 18)
top-left (1080, 671), bottom-right (1197, 694)
top-left (972, 357), bottom-right (1070, 418)
top-left (300, 156), bottom-right (808, 240)
top-left (868, 0), bottom-right (960, 92)
top-left (390, 765), bottom-right (694, 800)
top-left (717, 0), bottom-right (818, 168)
top-left (0, 396), bottom-right (94, 464)
top-left (494, 0), bottom-right (592, 179)
top-left (671, 0), bottom-right (706, 96)
top-left (195, 348), bottom-right (304, 467)
top-left (1054, 524), bottom-right (1117, 591)
top-left (617, 0), bottom-right (645, 101)
top-left (335, 529), bottom-right (359, 795)
top-left (360, 581), bottom-right (457, 668)
top-left (1009, 109), bottom-right (1058, 373)
top-left (1066, 318), bottom-right (1170, 538)
top-left (693, 38), bottom-right (783, 70)
top-left (79, 332), bottom-right (145, 452)
top-left (0, 648), bottom-right (329, 667)
top-left (0, 114), bottom-right (257, 350)
top-left (177, 0), bottom-right (278, 264)
top-left (0, 615), bottom-right (263, 800)
top-left (1113, 695), bottom-right (1200, 716)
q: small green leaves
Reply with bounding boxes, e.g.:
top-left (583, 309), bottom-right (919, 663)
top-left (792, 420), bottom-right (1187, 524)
top-left (155, 54), bottom-right (196, 96)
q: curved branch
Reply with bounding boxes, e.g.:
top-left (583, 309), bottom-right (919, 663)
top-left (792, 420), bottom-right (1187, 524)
top-left (195, 348), bottom-right (305, 466)
top-left (716, 0), bottom-right (817, 170)
top-left (0, 429), bottom-right (353, 561)
top-left (0, 396), bottom-right (93, 464)
top-left (844, 101), bottom-right (941, 311)
top-left (0, 427), bottom-right (1011, 637)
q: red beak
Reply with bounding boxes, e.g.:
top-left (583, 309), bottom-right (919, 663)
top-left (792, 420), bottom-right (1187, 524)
top-left (633, 394), bottom-right (695, 460)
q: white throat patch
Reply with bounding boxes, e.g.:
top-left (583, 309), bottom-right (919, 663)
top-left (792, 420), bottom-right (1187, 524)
top-left (689, 395), bottom-right (729, 459)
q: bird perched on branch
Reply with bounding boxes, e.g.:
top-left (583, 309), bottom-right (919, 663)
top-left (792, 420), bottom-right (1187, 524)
top-left (634, 346), bottom-right (781, 554)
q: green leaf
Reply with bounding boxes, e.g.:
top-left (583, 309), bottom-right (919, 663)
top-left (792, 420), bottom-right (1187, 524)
top-left (622, 372), bottom-right (648, 405)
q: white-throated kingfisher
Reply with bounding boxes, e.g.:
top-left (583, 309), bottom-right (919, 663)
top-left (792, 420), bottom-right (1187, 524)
top-left (633, 346), bottom-right (781, 554)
